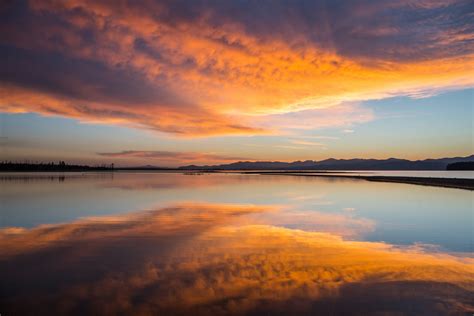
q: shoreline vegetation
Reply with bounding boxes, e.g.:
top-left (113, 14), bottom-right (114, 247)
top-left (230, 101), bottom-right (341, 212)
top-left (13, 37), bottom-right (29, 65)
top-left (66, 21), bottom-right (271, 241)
top-left (0, 161), bottom-right (114, 172)
top-left (1, 162), bottom-right (473, 190)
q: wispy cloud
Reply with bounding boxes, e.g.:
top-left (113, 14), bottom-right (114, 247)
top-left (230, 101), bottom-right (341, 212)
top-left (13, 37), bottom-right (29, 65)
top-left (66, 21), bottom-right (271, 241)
top-left (97, 150), bottom-right (249, 164)
top-left (290, 140), bottom-right (326, 147)
top-left (273, 145), bottom-right (310, 150)
top-left (255, 104), bottom-right (374, 131)
top-left (300, 136), bottom-right (340, 140)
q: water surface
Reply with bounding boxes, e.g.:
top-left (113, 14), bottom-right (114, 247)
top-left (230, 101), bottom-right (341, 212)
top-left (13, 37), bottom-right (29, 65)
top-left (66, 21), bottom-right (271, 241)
top-left (0, 172), bottom-right (472, 315)
top-left (233, 170), bottom-right (474, 179)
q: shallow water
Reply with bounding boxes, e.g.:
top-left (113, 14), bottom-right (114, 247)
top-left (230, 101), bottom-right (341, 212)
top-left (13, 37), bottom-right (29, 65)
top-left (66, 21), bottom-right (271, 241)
top-left (231, 170), bottom-right (474, 179)
top-left (0, 172), bottom-right (473, 315)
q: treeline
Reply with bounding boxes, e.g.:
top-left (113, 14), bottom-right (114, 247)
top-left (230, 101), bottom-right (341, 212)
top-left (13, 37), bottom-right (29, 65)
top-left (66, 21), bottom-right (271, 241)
top-left (446, 161), bottom-right (474, 171)
top-left (0, 161), bottom-right (114, 172)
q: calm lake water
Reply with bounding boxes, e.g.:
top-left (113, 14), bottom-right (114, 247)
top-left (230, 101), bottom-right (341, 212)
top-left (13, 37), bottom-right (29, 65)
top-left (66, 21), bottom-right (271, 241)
top-left (0, 172), bottom-right (473, 315)
top-left (231, 170), bottom-right (474, 178)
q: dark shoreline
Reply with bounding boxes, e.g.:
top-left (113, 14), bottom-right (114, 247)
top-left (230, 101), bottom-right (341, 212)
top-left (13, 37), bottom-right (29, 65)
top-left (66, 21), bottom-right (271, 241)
top-left (236, 171), bottom-right (474, 190)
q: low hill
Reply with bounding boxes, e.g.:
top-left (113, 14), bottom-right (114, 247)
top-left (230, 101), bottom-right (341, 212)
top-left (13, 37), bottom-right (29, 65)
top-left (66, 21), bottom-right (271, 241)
top-left (179, 155), bottom-right (474, 171)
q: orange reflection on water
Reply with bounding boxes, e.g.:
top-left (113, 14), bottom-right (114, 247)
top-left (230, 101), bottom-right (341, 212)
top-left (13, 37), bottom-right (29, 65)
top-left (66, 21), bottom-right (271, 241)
top-left (0, 203), bottom-right (472, 315)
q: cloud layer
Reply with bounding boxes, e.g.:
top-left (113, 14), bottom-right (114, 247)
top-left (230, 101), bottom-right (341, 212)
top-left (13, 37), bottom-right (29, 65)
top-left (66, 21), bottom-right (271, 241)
top-left (0, 0), bottom-right (473, 135)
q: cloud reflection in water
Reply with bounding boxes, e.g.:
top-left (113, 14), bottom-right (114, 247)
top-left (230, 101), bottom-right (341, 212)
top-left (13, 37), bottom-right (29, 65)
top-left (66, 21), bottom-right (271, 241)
top-left (0, 203), bottom-right (472, 315)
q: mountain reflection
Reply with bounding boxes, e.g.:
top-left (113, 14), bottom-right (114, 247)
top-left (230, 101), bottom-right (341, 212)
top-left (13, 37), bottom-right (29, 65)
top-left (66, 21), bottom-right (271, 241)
top-left (1, 203), bottom-right (473, 315)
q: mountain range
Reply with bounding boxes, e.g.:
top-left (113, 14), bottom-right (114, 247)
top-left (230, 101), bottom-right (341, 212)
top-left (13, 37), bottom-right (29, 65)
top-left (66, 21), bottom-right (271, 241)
top-left (178, 155), bottom-right (474, 171)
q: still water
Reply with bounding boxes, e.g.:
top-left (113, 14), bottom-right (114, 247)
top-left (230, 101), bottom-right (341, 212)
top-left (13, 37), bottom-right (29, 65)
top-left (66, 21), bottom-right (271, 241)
top-left (0, 172), bottom-right (473, 315)
top-left (232, 170), bottom-right (474, 179)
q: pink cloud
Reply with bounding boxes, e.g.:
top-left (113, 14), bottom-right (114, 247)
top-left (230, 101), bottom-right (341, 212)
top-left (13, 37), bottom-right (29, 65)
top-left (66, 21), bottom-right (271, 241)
top-left (97, 150), bottom-right (249, 164)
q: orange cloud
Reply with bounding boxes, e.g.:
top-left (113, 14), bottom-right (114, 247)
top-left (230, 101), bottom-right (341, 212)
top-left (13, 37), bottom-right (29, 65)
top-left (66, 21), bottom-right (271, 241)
top-left (0, 1), bottom-right (472, 136)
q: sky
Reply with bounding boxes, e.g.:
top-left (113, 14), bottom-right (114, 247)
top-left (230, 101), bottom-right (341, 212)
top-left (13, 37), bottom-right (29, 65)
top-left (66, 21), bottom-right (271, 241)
top-left (0, 0), bottom-right (473, 167)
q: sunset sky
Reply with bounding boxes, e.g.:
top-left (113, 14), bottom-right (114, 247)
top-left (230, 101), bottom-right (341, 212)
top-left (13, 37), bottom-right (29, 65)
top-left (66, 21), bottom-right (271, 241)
top-left (1, 0), bottom-right (473, 166)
